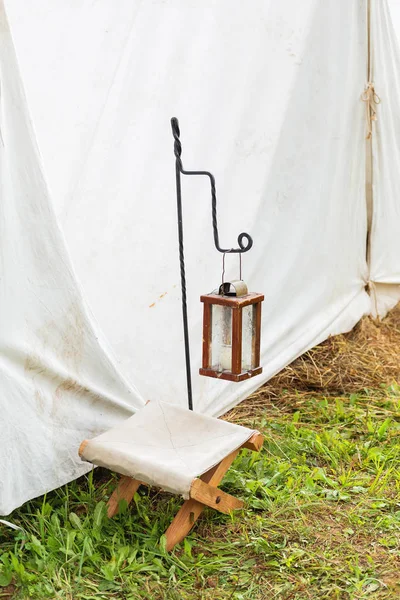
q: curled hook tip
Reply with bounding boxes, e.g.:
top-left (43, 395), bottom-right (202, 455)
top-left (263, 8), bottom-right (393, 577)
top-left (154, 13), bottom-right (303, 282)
top-left (217, 233), bottom-right (252, 254)
top-left (237, 232), bottom-right (253, 252)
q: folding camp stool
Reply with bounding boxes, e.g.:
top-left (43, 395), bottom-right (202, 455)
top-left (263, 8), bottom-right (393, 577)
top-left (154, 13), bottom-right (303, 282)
top-left (79, 400), bottom-right (263, 551)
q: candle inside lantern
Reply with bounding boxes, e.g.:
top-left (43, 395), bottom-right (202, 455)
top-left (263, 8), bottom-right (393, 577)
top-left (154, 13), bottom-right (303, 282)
top-left (220, 344), bottom-right (232, 371)
top-left (211, 304), bottom-right (233, 372)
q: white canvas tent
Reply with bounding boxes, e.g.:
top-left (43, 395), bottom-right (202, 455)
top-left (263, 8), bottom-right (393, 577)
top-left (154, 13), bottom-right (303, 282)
top-left (1, 0), bottom-right (400, 515)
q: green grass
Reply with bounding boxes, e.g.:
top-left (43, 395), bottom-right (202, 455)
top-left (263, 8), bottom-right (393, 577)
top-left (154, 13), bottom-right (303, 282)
top-left (2, 386), bottom-right (400, 599)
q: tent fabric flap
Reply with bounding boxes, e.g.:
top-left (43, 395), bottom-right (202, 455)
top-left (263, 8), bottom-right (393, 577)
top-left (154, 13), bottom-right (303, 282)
top-left (0, 3), bottom-right (144, 515)
top-left (369, 0), bottom-right (400, 316)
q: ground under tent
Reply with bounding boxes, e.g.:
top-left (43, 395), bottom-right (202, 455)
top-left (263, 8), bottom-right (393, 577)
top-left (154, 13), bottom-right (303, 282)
top-left (1, 0), bottom-right (400, 515)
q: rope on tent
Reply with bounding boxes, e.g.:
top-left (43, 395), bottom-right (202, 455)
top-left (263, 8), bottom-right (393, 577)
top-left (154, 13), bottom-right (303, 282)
top-left (361, 82), bottom-right (380, 139)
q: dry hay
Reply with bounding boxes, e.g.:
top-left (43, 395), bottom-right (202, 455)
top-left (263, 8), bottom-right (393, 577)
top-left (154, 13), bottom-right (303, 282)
top-left (228, 303), bottom-right (400, 423)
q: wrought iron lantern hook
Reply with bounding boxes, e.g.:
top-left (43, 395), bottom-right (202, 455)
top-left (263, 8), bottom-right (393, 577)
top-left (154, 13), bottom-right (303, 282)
top-left (171, 117), bottom-right (253, 255)
top-left (171, 117), bottom-right (254, 411)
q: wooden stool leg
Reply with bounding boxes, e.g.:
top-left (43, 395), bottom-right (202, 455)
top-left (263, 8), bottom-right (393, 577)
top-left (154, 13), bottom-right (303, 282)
top-left (107, 476), bottom-right (142, 518)
top-left (165, 448), bottom-right (240, 551)
top-left (164, 497), bottom-right (206, 551)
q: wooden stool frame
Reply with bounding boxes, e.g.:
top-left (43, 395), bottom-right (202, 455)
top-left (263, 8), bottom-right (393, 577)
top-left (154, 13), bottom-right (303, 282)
top-left (79, 432), bottom-right (263, 551)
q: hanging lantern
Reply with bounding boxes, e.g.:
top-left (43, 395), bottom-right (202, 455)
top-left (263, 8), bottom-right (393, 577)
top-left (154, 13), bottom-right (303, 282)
top-left (200, 280), bottom-right (264, 382)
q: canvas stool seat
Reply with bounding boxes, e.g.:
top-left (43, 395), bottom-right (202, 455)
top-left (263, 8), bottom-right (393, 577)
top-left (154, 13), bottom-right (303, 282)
top-left (79, 400), bottom-right (264, 550)
top-left (79, 400), bottom-right (256, 497)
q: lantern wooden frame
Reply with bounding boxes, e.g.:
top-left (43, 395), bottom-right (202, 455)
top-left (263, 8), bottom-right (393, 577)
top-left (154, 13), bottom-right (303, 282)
top-left (200, 291), bottom-right (264, 382)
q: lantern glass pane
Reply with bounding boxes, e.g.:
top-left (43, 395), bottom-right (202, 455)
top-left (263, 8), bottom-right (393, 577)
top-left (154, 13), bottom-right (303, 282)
top-left (211, 304), bottom-right (232, 371)
top-left (242, 304), bottom-right (256, 371)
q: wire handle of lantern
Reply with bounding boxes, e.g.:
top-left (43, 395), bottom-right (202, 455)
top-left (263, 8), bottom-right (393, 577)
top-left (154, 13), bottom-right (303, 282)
top-left (222, 251), bottom-right (242, 288)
